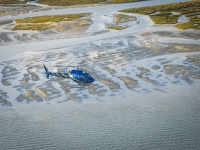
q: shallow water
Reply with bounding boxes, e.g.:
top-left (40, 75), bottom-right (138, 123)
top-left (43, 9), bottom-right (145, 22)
top-left (0, 0), bottom-right (188, 20)
top-left (0, 92), bottom-right (200, 150)
top-left (1, 31), bottom-right (200, 150)
top-left (0, 0), bottom-right (200, 149)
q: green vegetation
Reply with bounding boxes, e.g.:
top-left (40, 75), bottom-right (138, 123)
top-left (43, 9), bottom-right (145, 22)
top-left (0, 4), bottom-right (31, 7)
top-left (15, 13), bottom-right (90, 23)
top-left (114, 14), bottom-right (136, 23)
top-left (105, 14), bottom-right (136, 30)
top-left (178, 7), bottom-right (200, 15)
top-left (120, 0), bottom-right (200, 30)
top-left (76, 23), bottom-right (90, 27)
top-left (119, 1), bottom-right (200, 15)
top-left (12, 13), bottom-right (91, 31)
top-left (37, 0), bottom-right (104, 6)
top-left (12, 24), bottom-right (54, 31)
top-left (106, 24), bottom-right (127, 30)
top-left (150, 16), bottom-right (179, 24)
top-left (104, 0), bottom-right (140, 4)
top-left (0, 0), bottom-right (28, 4)
top-left (176, 17), bottom-right (200, 30)
top-left (185, 12), bottom-right (200, 17)
top-left (37, 0), bottom-right (142, 6)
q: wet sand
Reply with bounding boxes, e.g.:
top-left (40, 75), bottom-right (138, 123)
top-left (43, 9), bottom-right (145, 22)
top-left (0, 0), bottom-right (200, 149)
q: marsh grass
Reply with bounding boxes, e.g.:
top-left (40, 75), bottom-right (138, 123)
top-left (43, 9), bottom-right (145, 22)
top-left (106, 24), bottom-right (127, 30)
top-left (120, 1), bottom-right (200, 15)
top-left (185, 12), bottom-right (200, 17)
top-left (0, 4), bottom-right (32, 7)
top-left (12, 24), bottom-right (54, 31)
top-left (150, 16), bottom-right (179, 24)
top-left (12, 13), bottom-right (91, 31)
top-left (104, 0), bottom-right (140, 4)
top-left (0, 0), bottom-right (27, 4)
top-left (120, 1), bottom-right (200, 30)
top-left (176, 22), bottom-right (193, 29)
top-left (178, 8), bottom-right (200, 15)
top-left (15, 13), bottom-right (90, 23)
top-left (105, 14), bottom-right (136, 30)
top-left (76, 23), bottom-right (90, 27)
top-left (176, 17), bottom-right (200, 30)
top-left (37, 0), bottom-right (105, 6)
top-left (37, 0), bottom-right (142, 6)
top-left (114, 14), bottom-right (136, 23)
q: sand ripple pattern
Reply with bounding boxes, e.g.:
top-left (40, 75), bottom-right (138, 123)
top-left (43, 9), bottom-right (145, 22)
top-left (0, 34), bottom-right (200, 106)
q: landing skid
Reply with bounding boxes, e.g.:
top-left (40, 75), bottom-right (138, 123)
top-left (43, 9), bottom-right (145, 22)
top-left (70, 81), bottom-right (91, 88)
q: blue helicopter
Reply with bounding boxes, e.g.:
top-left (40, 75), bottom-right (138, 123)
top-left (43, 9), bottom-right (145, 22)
top-left (43, 64), bottom-right (95, 84)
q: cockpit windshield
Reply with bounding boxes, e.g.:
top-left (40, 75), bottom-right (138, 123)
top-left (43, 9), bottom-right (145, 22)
top-left (86, 73), bottom-right (92, 78)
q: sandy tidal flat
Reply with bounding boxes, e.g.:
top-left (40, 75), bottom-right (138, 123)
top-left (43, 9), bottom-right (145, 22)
top-left (0, 0), bottom-right (200, 149)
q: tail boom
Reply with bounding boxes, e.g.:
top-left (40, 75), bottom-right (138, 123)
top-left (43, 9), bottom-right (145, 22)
top-left (43, 64), bottom-right (69, 79)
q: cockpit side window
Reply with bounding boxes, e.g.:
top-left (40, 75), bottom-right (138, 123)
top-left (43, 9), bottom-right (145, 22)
top-left (86, 73), bottom-right (92, 78)
top-left (85, 74), bottom-right (88, 78)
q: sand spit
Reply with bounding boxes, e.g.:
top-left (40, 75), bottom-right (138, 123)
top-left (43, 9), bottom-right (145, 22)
top-left (104, 67), bottom-right (116, 74)
top-left (35, 87), bottom-right (49, 100)
top-left (0, 5), bottom-right (52, 17)
top-left (118, 76), bottom-right (138, 90)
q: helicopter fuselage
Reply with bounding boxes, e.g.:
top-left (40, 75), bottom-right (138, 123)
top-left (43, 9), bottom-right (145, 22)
top-left (43, 64), bottom-right (95, 83)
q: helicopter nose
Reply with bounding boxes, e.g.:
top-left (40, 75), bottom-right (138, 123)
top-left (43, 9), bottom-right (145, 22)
top-left (90, 78), bottom-right (95, 82)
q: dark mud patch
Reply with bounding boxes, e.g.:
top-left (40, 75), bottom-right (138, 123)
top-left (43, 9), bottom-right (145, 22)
top-left (164, 63), bottom-right (200, 82)
top-left (186, 55), bottom-right (200, 68)
top-left (0, 20), bottom-right (13, 26)
top-left (152, 65), bottom-right (160, 70)
top-left (0, 32), bottom-right (13, 43)
top-left (0, 95), bottom-right (12, 106)
top-left (168, 44), bottom-right (200, 52)
top-left (180, 32), bottom-right (200, 40)
top-left (152, 31), bottom-right (174, 36)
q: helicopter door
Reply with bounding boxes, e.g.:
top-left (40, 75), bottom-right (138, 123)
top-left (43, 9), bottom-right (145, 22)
top-left (77, 75), bottom-right (80, 80)
top-left (80, 76), bottom-right (86, 82)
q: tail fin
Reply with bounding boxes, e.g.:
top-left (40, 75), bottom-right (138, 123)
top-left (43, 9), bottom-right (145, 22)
top-left (43, 64), bottom-right (50, 78)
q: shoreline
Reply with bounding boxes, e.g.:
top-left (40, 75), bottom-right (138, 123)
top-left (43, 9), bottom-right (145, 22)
top-left (0, 14), bottom-right (153, 62)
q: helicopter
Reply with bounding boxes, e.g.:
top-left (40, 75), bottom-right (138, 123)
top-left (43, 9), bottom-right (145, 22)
top-left (43, 64), bottom-right (95, 85)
